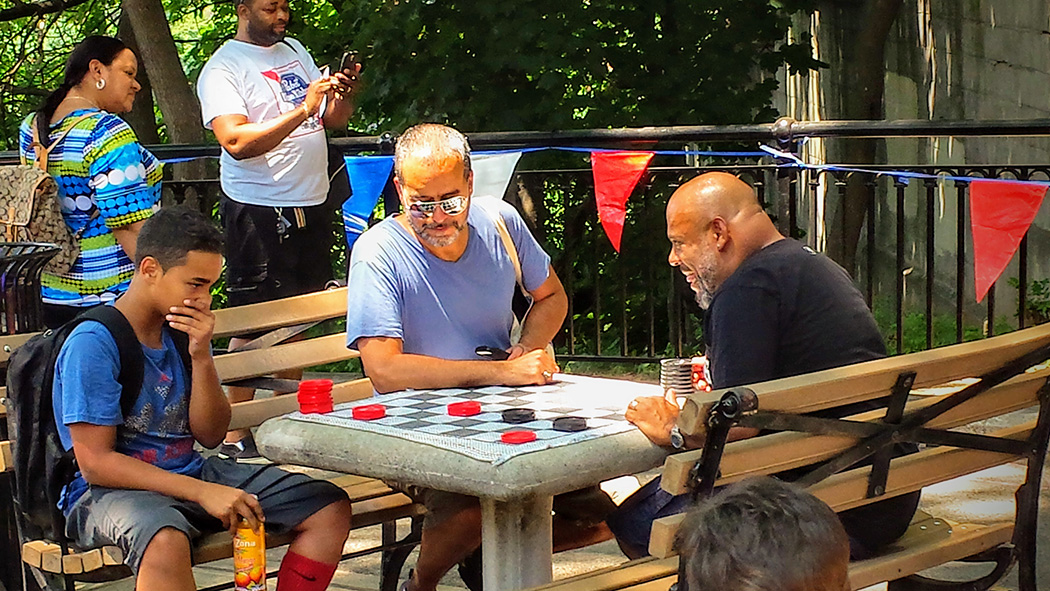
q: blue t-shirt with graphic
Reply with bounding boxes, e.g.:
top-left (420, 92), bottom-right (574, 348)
top-left (345, 196), bottom-right (551, 360)
top-left (53, 321), bottom-right (201, 512)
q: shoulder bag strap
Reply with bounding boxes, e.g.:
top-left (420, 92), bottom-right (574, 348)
top-left (490, 207), bottom-right (525, 292)
top-left (29, 112), bottom-right (99, 172)
top-left (487, 203), bottom-right (556, 357)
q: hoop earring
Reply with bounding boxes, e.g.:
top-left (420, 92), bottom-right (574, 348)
top-left (96, 79), bottom-right (106, 90)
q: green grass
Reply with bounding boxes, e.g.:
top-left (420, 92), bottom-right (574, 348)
top-left (871, 299), bottom-right (1014, 355)
top-left (561, 361), bottom-right (660, 384)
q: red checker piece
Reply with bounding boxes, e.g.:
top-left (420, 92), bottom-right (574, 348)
top-left (447, 401), bottom-right (481, 416)
top-left (352, 404), bottom-right (386, 420)
top-left (501, 430), bottom-right (537, 444)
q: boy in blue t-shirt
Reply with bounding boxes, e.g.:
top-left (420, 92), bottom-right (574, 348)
top-left (53, 207), bottom-right (352, 591)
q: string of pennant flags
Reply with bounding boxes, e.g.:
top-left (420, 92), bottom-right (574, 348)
top-left (160, 145), bottom-right (1050, 303)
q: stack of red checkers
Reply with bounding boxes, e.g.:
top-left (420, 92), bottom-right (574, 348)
top-left (352, 404), bottom-right (386, 420)
top-left (297, 379), bottom-right (334, 414)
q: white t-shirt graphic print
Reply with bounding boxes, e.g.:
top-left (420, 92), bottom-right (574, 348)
top-left (197, 38), bottom-right (329, 207)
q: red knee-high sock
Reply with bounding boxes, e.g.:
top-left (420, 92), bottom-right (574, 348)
top-left (276, 551), bottom-right (339, 591)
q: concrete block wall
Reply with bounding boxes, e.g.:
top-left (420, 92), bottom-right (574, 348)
top-left (773, 1), bottom-right (1050, 329)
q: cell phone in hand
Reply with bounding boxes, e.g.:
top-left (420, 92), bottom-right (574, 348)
top-left (476, 346), bottom-right (510, 361)
top-left (340, 51), bottom-right (362, 80)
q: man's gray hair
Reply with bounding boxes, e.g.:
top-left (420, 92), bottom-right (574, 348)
top-left (394, 123), bottom-right (472, 184)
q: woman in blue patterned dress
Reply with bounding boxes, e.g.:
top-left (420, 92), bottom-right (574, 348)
top-left (19, 35), bottom-right (162, 328)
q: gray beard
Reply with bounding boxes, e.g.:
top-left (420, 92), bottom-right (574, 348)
top-left (695, 288), bottom-right (713, 310)
top-left (420, 232), bottom-right (459, 248)
top-left (411, 219), bottom-right (464, 248)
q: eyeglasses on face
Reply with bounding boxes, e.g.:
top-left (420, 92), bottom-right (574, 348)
top-left (407, 195), bottom-right (468, 218)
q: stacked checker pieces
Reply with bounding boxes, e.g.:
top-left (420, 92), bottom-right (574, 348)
top-left (659, 358), bottom-right (693, 392)
top-left (351, 383), bottom-right (591, 444)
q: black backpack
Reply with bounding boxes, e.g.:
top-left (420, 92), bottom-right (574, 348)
top-left (4, 306), bottom-right (190, 546)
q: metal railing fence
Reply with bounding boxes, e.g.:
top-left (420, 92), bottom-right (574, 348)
top-left (4, 118), bottom-right (1049, 361)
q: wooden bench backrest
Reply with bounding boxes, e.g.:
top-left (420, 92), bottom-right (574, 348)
top-left (212, 287), bottom-right (348, 339)
top-left (677, 321), bottom-right (1050, 434)
top-left (649, 322), bottom-right (1050, 558)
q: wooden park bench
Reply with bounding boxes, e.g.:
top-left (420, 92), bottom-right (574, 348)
top-left (1, 287), bottom-right (425, 591)
top-left (528, 322), bottom-right (1050, 591)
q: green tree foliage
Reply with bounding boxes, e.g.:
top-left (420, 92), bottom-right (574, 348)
top-left (2, 1), bottom-right (819, 141)
top-left (0, 0), bottom-right (118, 148)
top-left (331, 0), bottom-right (820, 133)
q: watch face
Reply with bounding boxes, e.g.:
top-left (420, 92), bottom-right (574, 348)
top-left (670, 427), bottom-right (685, 450)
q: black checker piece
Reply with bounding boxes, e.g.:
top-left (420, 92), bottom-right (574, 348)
top-left (553, 416), bottom-right (588, 432)
top-left (502, 408), bottom-right (536, 424)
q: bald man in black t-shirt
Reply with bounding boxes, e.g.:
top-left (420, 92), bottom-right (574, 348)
top-left (608, 172), bottom-right (920, 560)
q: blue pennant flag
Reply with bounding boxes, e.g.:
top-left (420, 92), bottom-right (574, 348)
top-left (342, 155), bottom-right (394, 249)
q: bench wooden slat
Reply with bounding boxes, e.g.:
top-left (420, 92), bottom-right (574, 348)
top-left (614, 577), bottom-right (676, 591)
top-left (214, 333), bottom-right (358, 383)
top-left (530, 517), bottom-right (1014, 591)
top-left (848, 521), bottom-right (1013, 590)
top-left (649, 420), bottom-right (1034, 558)
top-left (662, 366), bottom-right (1048, 495)
top-left (190, 491), bottom-right (423, 564)
top-left (213, 287), bottom-right (347, 339)
top-left (528, 557), bottom-right (677, 591)
top-left (0, 440), bottom-right (10, 472)
top-left (228, 378), bottom-right (373, 431)
top-left (0, 333), bottom-right (35, 365)
top-left (677, 322), bottom-right (1050, 435)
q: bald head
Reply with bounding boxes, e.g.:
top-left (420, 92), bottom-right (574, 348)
top-left (668, 172), bottom-right (762, 227)
top-left (665, 172), bottom-right (783, 308)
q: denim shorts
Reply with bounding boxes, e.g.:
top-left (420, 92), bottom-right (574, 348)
top-left (63, 457), bottom-right (348, 573)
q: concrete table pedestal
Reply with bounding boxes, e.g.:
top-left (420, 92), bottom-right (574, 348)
top-left (481, 495), bottom-right (554, 589)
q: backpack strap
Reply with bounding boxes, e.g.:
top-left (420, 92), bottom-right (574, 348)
top-left (77, 306), bottom-right (145, 417)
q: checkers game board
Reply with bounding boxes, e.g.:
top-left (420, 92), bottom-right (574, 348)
top-left (288, 374), bottom-right (662, 464)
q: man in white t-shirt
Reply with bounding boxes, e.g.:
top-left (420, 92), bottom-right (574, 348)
top-left (196, 0), bottom-right (360, 458)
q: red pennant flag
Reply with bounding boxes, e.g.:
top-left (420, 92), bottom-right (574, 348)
top-left (591, 151), bottom-right (654, 252)
top-left (970, 179), bottom-right (1047, 302)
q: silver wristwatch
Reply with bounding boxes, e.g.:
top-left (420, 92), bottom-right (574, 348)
top-left (669, 425), bottom-right (686, 450)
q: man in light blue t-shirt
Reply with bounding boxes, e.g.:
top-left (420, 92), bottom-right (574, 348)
top-left (345, 124), bottom-right (575, 591)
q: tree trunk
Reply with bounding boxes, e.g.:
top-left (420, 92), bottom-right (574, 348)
top-left (117, 10), bottom-right (160, 145)
top-left (825, 0), bottom-right (903, 274)
top-left (120, 0), bottom-right (207, 186)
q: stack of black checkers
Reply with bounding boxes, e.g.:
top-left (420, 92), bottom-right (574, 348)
top-left (660, 358), bottom-right (693, 392)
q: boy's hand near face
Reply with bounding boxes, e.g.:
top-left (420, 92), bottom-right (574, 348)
top-left (167, 298), bottom-right (216, 360)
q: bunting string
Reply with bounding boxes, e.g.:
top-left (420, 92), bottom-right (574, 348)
top-left (158, 145), bottom-right (1046, 303)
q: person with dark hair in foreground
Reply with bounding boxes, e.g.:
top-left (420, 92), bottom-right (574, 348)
top-left (679, 477), bottom-right (850, 591)
top-left (52, 207), bottom-right (352, 591)
top-left (18, 35), bottom-right (161, 328)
